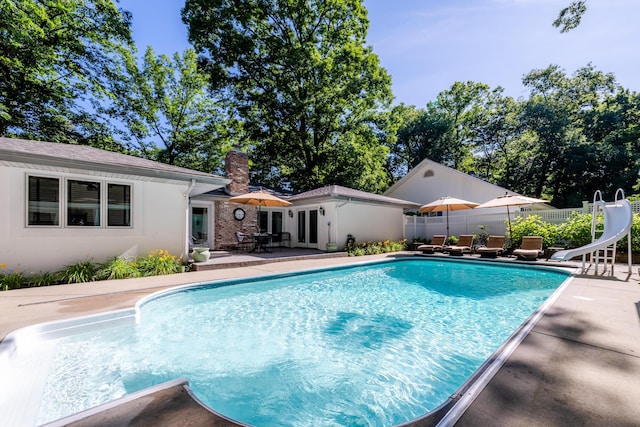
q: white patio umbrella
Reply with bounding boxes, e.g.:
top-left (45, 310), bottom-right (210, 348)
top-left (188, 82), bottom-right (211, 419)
top-left (475, 193), bottom-right (548, 238)
top-left (419, 196), bottom-right (479, 238)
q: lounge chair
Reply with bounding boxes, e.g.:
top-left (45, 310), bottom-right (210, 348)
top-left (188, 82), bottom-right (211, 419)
top-left (446, 235), bottom-right (474, 256)
top-left (513, 236), bottom-right (544, 261)
top-left (416, 235), bottom-right (446, 254)
top-left (476, 235), bottom-right (506, 258)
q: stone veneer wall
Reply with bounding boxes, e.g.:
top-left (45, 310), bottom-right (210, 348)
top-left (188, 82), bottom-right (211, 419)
top-left (213, 149), bottom-right (257, 250)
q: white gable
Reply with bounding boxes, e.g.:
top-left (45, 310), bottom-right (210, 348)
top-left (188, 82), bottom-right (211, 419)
top-left (383, 158), bottom-right (514, 206)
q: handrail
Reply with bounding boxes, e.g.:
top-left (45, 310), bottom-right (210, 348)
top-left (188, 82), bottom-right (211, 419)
top-left (615, 188), bottom-right (626, 202)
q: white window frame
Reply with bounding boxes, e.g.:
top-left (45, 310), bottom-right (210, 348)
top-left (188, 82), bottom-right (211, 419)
top-left (25, 174), bottom-right (133, 229)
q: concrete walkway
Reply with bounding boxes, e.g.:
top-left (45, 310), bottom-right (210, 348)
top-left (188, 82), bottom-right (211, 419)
top-left (2, 253), bottom-right (640, 426)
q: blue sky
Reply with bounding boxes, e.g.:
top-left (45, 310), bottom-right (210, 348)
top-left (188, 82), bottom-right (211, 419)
top-left (119, 0), bottom-right (640, 106)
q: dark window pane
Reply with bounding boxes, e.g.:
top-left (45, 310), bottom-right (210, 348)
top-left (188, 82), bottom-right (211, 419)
top-left (271, 211), bottom-right (283, 234)
top-left (108, 184), bottom-right (131, 227)
top-left (28, 176), bottom-right (59, 225)
top-left (67, 180), bottom-right (100, 226)
top-left (309, 210), bottom-right (318, 244)
top-left (297, 211), bottom-right (306, 243)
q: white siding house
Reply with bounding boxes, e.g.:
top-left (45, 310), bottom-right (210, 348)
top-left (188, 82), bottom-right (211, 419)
top-left (287, 185), bottom-right (419, 250)
top-left (0, 138), bottom-right (229, 273)
top-left (384, 158), bottom-right (513, 207)
top-left (384, 158), bottom-right (555, 239)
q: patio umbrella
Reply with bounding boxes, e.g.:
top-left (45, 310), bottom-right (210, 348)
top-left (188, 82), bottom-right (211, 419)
top-left (229, 190), bottom-right (292, 232)
top-left (419, 196), bottom-right (479, 238)
top-left (475, 193), bottom-right (548, 239)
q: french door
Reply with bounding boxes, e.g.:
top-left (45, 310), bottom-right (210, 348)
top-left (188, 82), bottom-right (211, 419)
top-left (297, 209), bottom-right (318, 248)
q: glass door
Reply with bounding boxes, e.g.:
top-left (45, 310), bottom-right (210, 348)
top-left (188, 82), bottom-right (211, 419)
top-left (296, 209), bottom-right (318, 248)
top-left (191, 206), bottom-right (209, 248)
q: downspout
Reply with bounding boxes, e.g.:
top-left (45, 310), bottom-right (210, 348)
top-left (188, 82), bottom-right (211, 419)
top-left (183, 179), bottom-right (197, 262)
top-left (335, 200), bottom-right (349, 249)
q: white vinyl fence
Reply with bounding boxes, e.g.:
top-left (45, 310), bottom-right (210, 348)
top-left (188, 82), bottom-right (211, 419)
top-left (404, 200), bottom-right (640, 241)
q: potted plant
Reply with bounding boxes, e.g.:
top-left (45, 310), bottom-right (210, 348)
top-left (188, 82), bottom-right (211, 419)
top-left (326, 221), bottom-right (337, 252)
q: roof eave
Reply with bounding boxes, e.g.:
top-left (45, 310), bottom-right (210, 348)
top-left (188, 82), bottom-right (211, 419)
top-left (0, 150), bottom-right (230, 187)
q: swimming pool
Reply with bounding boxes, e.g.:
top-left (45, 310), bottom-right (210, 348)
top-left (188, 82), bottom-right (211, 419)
top-left (0, 258), bottom-right (571, 426)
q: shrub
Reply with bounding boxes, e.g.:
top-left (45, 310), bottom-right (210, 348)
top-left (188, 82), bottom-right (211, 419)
top-left (555, 212), bottom-right (598, 249)
top-left (346, 239), bottom-right (407, 257)
top-left (27, 271), bottom-right (62, 287)
top-left (137, 250), bottom-right (182, 276)
top-left (96, 257), bottom-right (141, 280)
top-left (509, 215), bottom-right (559, 249)
top-left (614, 213), bottom-right (640, 253)
top-left (0, 264), bottom-right (25, 290)
top-left (60, 260), bottom-right (97, 284)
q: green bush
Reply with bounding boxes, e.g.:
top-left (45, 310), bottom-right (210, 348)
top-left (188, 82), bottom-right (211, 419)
top-left (555, 212), bottom-right (599, 249)
top-left (0, 267), bottom-right (25, 291)
top-left (27, 271), bottom-right (62, 287)
top-left (446, 235), bottom-right (458, 245)
top-left (137, 250), bottom-right (183, 276)
top-left (60, 260), bottom-right (98, 284)
top-left (96, 257), bottom-right (141, 280)
top-left (509, 215), bottom-right (559, 249)
top-left (616, 213), bottom-right (640, 253)
top-left (346, 239), bottom-right (407, 257)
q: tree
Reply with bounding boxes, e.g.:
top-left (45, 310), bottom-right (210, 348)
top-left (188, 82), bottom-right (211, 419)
top-left (432, 81), bottom-right (492, 171)
top-left (0, 0), bottom-right (133, 144)
top-left (513, 64), bottom-right (620, 206)
top-left (107, 47), bottom-right (233, 172)
top-left (553, 1), bottom-right (587, 33)
top-left (182, 0), bottom-right (393, 192)
top-left (385, 103), bottom-right (452, 181)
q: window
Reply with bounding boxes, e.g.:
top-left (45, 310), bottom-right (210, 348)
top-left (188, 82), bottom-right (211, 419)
top-left (67, 180), bottom-right (101, 226)
top-left (28, 176), bottom-right (59, 226)
top-left (27, 176), bottom-right (131, 228)
top-left (108, 183), bottom-right (131, 227)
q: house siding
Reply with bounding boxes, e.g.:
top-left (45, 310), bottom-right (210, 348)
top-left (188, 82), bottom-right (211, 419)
top-left (1, 165), bottom-right (188, 273)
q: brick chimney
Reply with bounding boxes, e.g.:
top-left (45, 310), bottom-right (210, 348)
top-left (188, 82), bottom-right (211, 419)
top-left (224, 149), bottom-right (249, 194)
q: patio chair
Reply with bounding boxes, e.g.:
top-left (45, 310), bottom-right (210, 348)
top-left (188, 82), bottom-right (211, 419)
top-left (416, 235), bottom-right (446, 254)
top-left (235, 231), bottom-right (255, 252)
top-left (476, 235), bottom-right (506, 258)
top-left (513, 236), bottom-right (544, 261)
top-left (446, 235), bottom-right (474, 256)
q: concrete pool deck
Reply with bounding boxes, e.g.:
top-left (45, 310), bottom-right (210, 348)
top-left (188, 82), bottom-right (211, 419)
top-left (2, 252), bottom-right (640, 426)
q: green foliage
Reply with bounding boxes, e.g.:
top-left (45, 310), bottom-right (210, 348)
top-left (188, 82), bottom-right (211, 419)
top-left (0, 0), bottom-right (133, 142)
top-left (617, 214), bottom-right (640, 253)
top-left (474, 226), bottom-right (489, 246)
top-left (346, 239), bottom-right (406, 257)
top-left (96, 257), bottom-right (141, 280)
top-left (0, 268), bottom-right (25, 291)
top-left (555, 212), bottom-right (597, 249)
top-left (137, 250), bottom-right (183, 276)
top-left (108, 47), bottom-right (232, 172)
top-left (553, 1), bottom-right (587, 33)
top-left (183, 0), bottom-right (393, 192)
top-left (26, 271), bottom-right (62, 287)
top-left (509, 215), bottom-right (559, 248)
top-left (446, 236), bottom-right (459, 245)
top-left (60, 260), bottom-right (98, 284)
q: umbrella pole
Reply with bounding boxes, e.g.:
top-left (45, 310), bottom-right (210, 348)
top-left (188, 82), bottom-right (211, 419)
top-left (446, 207), bottom-right (450, 240)
top-left (506, 205), bottom-right (512, 242)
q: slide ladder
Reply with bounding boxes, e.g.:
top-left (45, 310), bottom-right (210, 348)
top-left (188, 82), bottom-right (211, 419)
top-left (551, 189), bottom-right (633, 275)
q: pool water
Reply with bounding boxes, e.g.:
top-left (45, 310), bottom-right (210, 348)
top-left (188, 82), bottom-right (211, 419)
top-left (26, 259), bottom-right (568, 426)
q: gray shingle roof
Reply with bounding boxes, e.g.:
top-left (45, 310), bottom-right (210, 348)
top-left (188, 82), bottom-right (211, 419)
top-left (289, 185), bottom-right (419, 208)
top-left (0, 137), bottom-right (229, 185)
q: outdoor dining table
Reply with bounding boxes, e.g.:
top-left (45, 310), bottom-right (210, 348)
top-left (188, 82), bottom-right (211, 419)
top-left (251, 233), bottom-right (272, 253)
